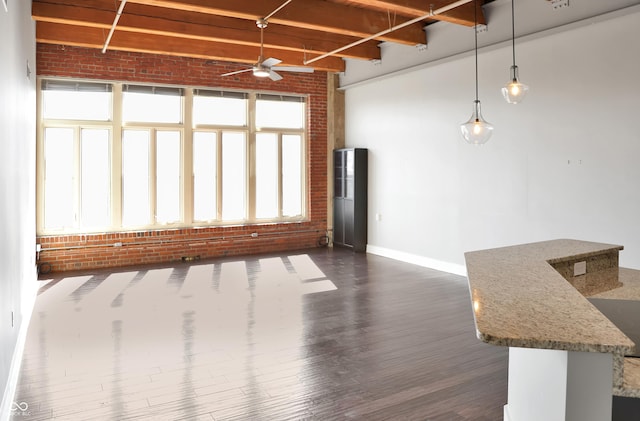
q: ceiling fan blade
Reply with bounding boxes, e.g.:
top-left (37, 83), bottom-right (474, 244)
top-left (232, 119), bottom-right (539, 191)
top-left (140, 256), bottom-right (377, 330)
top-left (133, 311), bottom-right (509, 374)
top-left (275, 66), bottom-right (315, 73)
top-left (221, 68), bottom-right (252, 77)
top-left (262, 57), bottom-right (282, 67)
top-left (269, 70), bottom-right (283, 81)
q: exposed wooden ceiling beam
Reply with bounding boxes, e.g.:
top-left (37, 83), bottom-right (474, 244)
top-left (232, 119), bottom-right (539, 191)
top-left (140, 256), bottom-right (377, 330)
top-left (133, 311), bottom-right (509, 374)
top-left (32, 0), bottom-right (380, 61)
top-left (36, 21), bottom-right (346, 72)
top-left (125, 0), bottom-right (427, 45)
top-left (431, 2), bottom-right (487, 27)
top-left (330, 0), bottom-right (485, 26)
top-left (33, 0), bottom-right (491, 73)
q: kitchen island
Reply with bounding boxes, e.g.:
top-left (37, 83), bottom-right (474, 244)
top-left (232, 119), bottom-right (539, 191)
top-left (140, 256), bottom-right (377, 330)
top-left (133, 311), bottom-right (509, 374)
top-left (465, 239), bottom-right (637, 421)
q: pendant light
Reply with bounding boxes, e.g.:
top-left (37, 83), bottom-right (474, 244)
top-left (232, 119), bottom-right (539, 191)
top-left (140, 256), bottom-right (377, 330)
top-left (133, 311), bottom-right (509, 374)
top-left (461, 0), bottom-right (493, 145)
top-left (502, 0), bottom-right (529, 104)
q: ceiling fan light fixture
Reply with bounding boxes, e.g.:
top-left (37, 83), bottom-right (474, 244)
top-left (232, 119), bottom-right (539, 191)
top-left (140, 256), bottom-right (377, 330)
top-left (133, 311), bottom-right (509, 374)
top-left (253, 65), bottom-right (271, 78)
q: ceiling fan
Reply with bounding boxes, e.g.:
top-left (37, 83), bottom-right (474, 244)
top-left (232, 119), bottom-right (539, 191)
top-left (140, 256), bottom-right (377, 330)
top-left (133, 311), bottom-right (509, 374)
top-left (221, 18), bottom-right (313, 81)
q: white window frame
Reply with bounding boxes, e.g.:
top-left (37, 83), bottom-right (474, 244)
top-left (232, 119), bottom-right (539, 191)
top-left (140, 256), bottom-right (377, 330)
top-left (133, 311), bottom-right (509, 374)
top-left (36, 78), bottom-right (308, 235)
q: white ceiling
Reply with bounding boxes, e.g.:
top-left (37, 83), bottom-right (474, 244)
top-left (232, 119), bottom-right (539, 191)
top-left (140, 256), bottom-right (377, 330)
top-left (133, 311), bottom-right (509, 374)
top-left (340, 0), bottom-right (640, 87)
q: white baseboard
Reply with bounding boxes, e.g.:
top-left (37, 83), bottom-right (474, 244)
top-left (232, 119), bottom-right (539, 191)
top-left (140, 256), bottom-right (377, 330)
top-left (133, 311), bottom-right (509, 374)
top-left (504, 404), bottom-right (512, 421)
top-left (366, 245), bottom-right (467, 277)
top-left (0, 266), bottom-right (38, 421)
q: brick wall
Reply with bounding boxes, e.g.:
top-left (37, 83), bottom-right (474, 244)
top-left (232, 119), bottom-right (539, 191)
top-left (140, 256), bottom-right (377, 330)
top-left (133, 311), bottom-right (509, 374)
top-left (36, 44), bottom-right (329, 273)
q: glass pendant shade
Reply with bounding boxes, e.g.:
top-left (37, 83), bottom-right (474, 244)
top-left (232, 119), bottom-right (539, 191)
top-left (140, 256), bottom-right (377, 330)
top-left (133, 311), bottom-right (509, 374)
top-left (461, 100), bottom-right (494, 145)
top-left (503, 0), bottom-right (528, 104)
top-left (502, 65), bottom-right (529, 104)
top-left (460, 0), bottom-right (493, 145)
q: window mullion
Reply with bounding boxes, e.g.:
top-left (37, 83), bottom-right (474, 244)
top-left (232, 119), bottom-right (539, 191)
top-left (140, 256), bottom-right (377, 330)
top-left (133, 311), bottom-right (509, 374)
top-left (150, 129), bottom-right (157, 225)
top-left (248, 93), bottom-right (257, 221)
top-left (112, 83), bottom-right (123, 229)
top-left (216, 130), bottom-right (223, 221)
top-left (278, 133), bottom-right (283, 218)
top-left (74, 127), bottom-right (81, 228)
top-left (183, 88), bottom-right (194, 225)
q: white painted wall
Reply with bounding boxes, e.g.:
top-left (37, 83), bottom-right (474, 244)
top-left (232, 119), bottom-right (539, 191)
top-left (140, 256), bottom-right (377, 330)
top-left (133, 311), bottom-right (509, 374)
top-left (0, 1), bottom-right (37, 418)
top-left (344, 3), bottom-right (640, 273)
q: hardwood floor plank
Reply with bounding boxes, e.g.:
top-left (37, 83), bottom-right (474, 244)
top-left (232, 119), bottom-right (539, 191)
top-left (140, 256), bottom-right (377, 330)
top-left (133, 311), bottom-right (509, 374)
top-left (79, 271), bottom-right (138, 310)
top-left (287, 254), bottom-right (328, 281)
top-left (12, 248), bottom-right (507, 420)
top-left (179, 264), bottom-right (215, 298)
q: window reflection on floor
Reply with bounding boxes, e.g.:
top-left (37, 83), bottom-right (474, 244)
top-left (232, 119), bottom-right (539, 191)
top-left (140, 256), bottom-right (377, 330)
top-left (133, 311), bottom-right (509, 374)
top-left (23, 254), bottom-right (337, 420)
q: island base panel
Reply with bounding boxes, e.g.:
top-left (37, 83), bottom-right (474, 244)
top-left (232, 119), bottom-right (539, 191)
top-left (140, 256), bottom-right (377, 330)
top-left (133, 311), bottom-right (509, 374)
top-left (504, 347), bottom-right (613, 421)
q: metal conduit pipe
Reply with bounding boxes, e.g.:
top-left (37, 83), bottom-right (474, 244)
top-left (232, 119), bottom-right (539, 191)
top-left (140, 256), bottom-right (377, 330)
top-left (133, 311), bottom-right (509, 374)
top-left (102, 0), bottom-right (128, 54)
top-left (38, 229), bottom-right (324, 252)
top-left (264, 0), bottom-right (294, 21)
top-left (304, 0), bottom-right (474, 66)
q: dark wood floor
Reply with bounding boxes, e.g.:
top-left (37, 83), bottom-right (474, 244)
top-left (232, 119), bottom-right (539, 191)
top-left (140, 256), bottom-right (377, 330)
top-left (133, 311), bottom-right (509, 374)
top-left (12, 248), bottom-right (508, 420)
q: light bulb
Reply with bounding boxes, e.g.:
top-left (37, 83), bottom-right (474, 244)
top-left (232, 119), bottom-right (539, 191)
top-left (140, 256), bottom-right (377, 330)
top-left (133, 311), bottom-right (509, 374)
top-left (502, 66), bottom-right (529, 104)
top-left (461, 100), bottom-right (493, 145)
top-left (473, 121), bottom-right (483, 135)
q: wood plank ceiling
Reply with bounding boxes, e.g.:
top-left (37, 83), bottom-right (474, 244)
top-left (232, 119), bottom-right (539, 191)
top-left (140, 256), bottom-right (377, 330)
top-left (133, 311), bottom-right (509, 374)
top-left (32, 0), bottom-right (492, 73)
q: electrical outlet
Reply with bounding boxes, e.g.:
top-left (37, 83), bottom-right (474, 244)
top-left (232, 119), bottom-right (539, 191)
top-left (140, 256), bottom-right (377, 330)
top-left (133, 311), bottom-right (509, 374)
top-left (550, 0), bottom-right (570, 10)
top-left (574, 261), bottom-right (587, 276)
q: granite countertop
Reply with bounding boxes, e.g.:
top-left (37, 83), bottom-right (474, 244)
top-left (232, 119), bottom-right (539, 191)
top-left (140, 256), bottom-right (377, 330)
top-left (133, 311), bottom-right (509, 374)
top-left (465, 239), bottom-right (635, 355)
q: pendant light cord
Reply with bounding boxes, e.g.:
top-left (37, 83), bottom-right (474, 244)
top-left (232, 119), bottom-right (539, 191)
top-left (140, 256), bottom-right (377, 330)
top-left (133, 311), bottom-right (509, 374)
top-left (474, 0), bottom-right (479, 102)
top-left (511, 0), bottom-right (516, 66)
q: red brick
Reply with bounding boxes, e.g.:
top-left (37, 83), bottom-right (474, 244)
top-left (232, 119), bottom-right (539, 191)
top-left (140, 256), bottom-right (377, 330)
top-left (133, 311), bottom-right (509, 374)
top-left (36, 44), bottom-right (329, 273)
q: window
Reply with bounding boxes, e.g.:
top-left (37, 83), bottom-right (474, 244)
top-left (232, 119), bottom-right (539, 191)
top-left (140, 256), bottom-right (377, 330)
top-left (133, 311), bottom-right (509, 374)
top-left (193, 90), bottom-right (247, 126)
top-left (122, 130), bottom-right (150, 227)
top-left (156, 131), bottom-right (181, 224)
top-left (122, 85), bottom-right (182, 124)
top-left (80, 129), bottom-right (111, 228)
top-left (37, 80), bottom-right (307, 234)
top-left (43, 127), bottom-right (74, 230)
top-left (254, 133), bottom-right (304, 219)
top-left (42, 80), bottom-right (112, 121)
top-left (42, 127), bottom-right (113, 231)
top-left (256, 94), bottom-right (305, 129)
top-left (255, 133), bottom-right (279, 219)
top-left (282, 134), bottom-right (303, 217)
top-left (255, 95), bottom-right (305, 220)
top-left (193, 132), bottom-right (217, 222)
top-left (121, 129), bottom-right (183, 228)
top-left (221, 132), bottom-right (247, 221)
